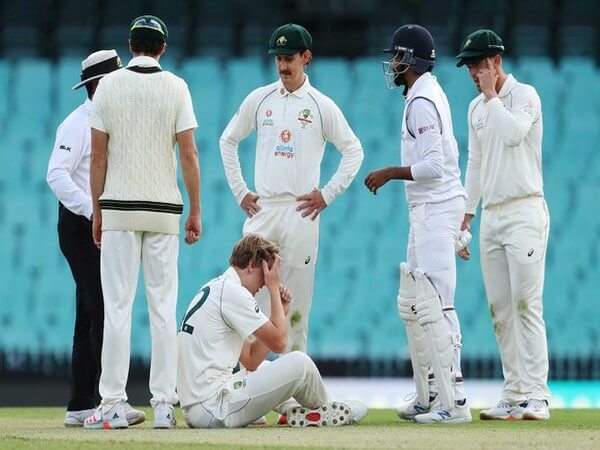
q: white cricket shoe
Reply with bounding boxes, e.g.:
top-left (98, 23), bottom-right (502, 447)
top-left (479, 400), bottom-right (526, 420)
top-left (123, 403), bottom-right (146, 426)
top-left (64, 408), bottom-right (96, 427)
top-left (414, 401), bottom-right (472, 424)
top-left (346, 400), bottom-right (368, 424)
top-left (287, 400), bottom-right (367, 427)
top-left (153, 402), bottom-right (177, 429)
top-left (83, 402), bottom-right (128, 429)
top-left (522, 399), bottom-right (550, 420)
top-left (396, 393), bottom-right (440, 421)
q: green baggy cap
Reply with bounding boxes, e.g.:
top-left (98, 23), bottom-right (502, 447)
top-left (456, 29), bottom-right (504, 67)
top-left (268, 23), bottom-right (312, 55)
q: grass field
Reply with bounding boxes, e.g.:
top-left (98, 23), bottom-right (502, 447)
top-left (1, 407), bottom-right (599, 449)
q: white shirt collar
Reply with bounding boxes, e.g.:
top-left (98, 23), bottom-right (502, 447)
top-left (498, 74), bottom-right (516, 97)
top-left (224, 266), bottom-right (242, 285)
top-left (127, 55), bottom-right (162, 69)
top-left (276, 74), bottom-right (311, 98)
top-left (406, 72), bottom-right (433, 100)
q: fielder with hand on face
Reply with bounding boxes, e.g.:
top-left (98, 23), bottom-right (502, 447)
top-left (456, 29), bottom-right (550, 421)
top-left (177, 234), bottom-right (367, 428)
top-left (220, 23), bottom-right (364, 357)
top-left (364, 24), bottom-right (471, 424)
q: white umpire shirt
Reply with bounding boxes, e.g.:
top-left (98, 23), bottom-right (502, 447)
top-left (47, 99), bottom-right (93, 219)
top-left (177, 267), bottom-right (269, 409)
top-left (220, 75), bottom-right (364, 205)
top-left (465, 74), bottom-right (544, 214)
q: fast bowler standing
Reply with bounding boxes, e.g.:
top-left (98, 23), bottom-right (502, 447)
top-left (85, 15), bottom-right (202, 429)
top-left (220, 23), bottom-right (364, 354)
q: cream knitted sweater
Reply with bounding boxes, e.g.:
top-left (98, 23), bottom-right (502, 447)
top-left (90, 57), bottom-right (197, 234)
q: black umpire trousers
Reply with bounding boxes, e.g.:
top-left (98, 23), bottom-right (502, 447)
top-left (57, 203), bottom-right (104, 411)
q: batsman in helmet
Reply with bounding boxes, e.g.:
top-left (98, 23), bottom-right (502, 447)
top-left (364, 24), bottom-right (472, 424)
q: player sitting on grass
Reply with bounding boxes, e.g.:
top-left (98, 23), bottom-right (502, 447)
top-left (176, 234), bottom-right (367, 428)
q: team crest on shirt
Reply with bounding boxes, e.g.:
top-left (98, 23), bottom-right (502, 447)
top-left (280, 130), bottom-right (292, 143)
top-left (233, 379), bottom-right (247, 390)
top-left (297, 108), bottom-right (313, 128)
top-left (274, 129), bottom-right (295, 158)
top-left (262, 109), bottom-right (274, 127)
top-left (474, 114), bottom-right (486, 131)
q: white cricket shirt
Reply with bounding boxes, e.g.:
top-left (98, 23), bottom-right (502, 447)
top-left (401, 72), bottom-right (466, 205)
top-left (47, 99), bottom-right (93, 219)
top-left (464, 74), bottom-right (544, 214)
top-left (220, 75), bottom-right (363, 205)
top-left (177, 267), bottom-right (269, 408)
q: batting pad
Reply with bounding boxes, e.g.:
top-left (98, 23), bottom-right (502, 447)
top-left (412, 270), bottom-right (455, 410)
top-left (397, 263), bottom-right (430, 408)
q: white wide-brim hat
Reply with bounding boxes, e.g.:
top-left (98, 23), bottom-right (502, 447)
top-left (72, 49), bottom-right (122, 90)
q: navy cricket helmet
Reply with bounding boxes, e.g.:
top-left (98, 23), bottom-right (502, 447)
top-left (383, 24), bottom-right (436, 82)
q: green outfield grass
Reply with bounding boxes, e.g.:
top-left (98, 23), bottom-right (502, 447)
top-left (1, 407), bottom-right (599, 449)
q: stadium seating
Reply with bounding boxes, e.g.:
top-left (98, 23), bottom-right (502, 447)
top-left (0, 54), bottom-right (598, 372)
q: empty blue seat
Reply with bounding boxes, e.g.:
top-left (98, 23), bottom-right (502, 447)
top-left (0, 55), bottom-right (598, 363)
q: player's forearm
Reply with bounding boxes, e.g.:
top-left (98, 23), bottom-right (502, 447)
top-left (321, 145), bottom-right (364, 205)
top-left (239, 339), bottom-right (266, 371)
top-left (268, 286), bottom-right (286, 329)
top-left (247, 339), bottom-right (272, 368)
top-left (486, 97), bottom-right (532, 146)
top-left (180, 147), bottom-right (201, 216)
top-left (90, 165), bottom-right (106, 216)
top-left (267, 285), bottom-right (287, 345)
top-left (383, 166), bottom-right (414, 181)
top-left (220, 136), bottom-right (250, 204)
top-left (90, 130), bottom-right (108, 215)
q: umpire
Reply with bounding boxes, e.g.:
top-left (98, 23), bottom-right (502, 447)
top-left (47, 50), bottom-right (138, 427)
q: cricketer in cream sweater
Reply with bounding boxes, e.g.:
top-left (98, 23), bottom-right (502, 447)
top-left (91, 60), bottom-right (197, 235)
top-left (220, 23), bottom-right (363, 353)
top-left (87, 15), bottom-right (201, 430)
top-left (456, 29), bottom-right (550, 421)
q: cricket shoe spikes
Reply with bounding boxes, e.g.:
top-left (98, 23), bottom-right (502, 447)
top-left (287, 400), bottom-right (367, 427)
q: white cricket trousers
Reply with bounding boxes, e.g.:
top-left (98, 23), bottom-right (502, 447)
top-left (183, 351), bottom-right (329, 428)
top-left (406, 196), bottom-right (466, 383)
top-left (99, 230), bottom-right (179, 408)
top-left (480, 196), bottom-right (550, 402)
top-left (243, 196), bottom-right (319, 353)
